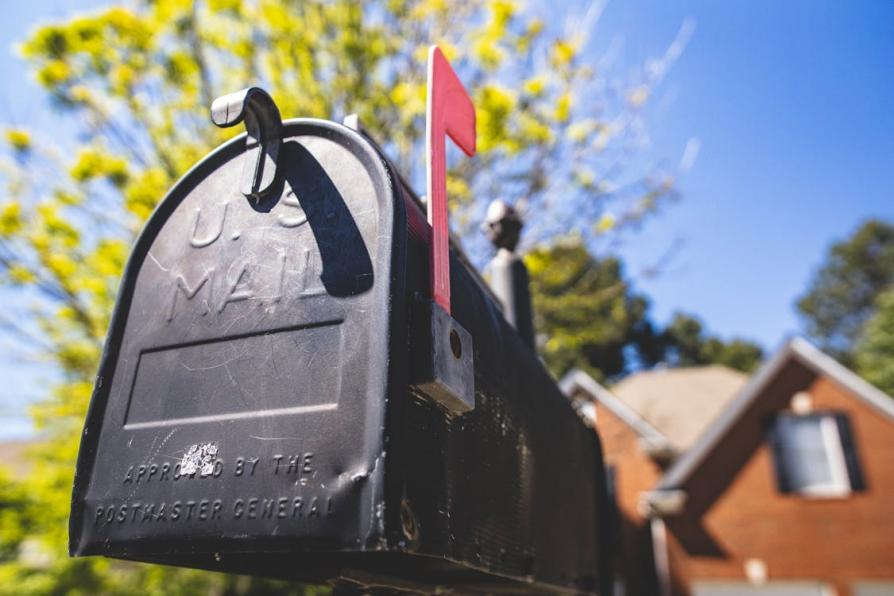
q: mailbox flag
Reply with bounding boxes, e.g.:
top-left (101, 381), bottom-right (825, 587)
top-left (425, 45), bottom-right (476, 315)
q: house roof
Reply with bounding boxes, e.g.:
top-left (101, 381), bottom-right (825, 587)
top-left (610, 365), bottom-right (748, 453)
top-left (656, 337), bottom-right (894, 492)
top-left (560, 370), bottom-right (673, 455)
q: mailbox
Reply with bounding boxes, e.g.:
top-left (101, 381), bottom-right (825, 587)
top-left (70, 55), bottom-right (613, 594)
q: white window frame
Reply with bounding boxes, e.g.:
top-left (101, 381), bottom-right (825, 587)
top-left (853, 580), bottom-right (894, 596)
top-left (691, 580), bottom-right (835, 596)
top-left (777, 413), bottom-right (851, 498)
top-left (807, 416), bottom-right (850, 497)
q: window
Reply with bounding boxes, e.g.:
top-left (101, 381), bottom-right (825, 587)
top-left (853, 582), bottom-right (894, 596)
top-left (770, 412), bottom-right (865, 497)
top-left (692, 581), bottom-right (832, 596)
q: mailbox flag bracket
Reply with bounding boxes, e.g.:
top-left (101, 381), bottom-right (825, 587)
top-left (211, 87), bottom-right (282, 201)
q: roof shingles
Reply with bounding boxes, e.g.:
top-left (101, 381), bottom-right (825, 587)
top-left (610, 365), bottom-right (748, 453)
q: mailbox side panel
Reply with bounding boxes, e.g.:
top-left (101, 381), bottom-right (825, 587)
top-left (389, 199), bottom-right (612, 594)
top-left (70, 121), bottom-right (405, 563)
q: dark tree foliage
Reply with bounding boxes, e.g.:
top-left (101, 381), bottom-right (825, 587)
top-left (526, 240), bottom-right (661, 381)
top-left (797, 219), bottom-right (894, 364)
top-left (662, 312), bottom-right (763, 373)
top-left (527, 240), bottom-right (763, 381)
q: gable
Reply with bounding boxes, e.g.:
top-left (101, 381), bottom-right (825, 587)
top-left (656, 338), bottom-right (894, 493)
top-left (661, 370), bottom-right (894, 581)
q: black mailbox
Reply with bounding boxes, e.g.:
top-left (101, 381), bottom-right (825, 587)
top-left (70, 86), bottom-right (613, 594)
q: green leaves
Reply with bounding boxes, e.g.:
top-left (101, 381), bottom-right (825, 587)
top-left (0, 202), bottom-right (24, 237)
top-left (855, 289), bottom-right (894, 396)
top-left (124, 167), bottom-right (170, 219)
top-left (69, 148), bottom-right (129, 187)
top-left (476, 84), bottom-right (517, 152)
top-left (4, 129), bottom-right (32, 154)
top-left (662, 312), bottom-right (763, 373)
top-left (797, 219), bottom-right (894, 364)
top-left (527, 238), bottom-right (654, 381)
top-left (528, 240), bottom-right (763, 380)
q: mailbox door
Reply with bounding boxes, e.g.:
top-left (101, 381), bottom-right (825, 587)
top-left (70, 120), bottom-right (405, 560)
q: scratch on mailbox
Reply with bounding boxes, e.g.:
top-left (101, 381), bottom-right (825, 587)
top-left (221, 312), bottom-right (249, 335)
top-left (268, 340), bottom-right (280, 375)
top-left (180, 354), bottom-right (242, 372)
top-left (147, 251), bottom-right (169, 272)
top-left (150, 429), bottom-right (178, 463)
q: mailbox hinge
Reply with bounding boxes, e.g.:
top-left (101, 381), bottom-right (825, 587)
top-left (410, 296), bottom-right (475, 414)
top-left (210, 87), bottom-right (282, 201)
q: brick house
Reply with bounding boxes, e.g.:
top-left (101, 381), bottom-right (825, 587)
top-left (562, 338), bottom-right (894, 596)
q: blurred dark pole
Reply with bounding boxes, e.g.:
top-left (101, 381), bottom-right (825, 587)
top-left (483, 200), bottom-right (535, 349)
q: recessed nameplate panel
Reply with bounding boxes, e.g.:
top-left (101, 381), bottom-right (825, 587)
top-left (124, 320), bottom-right (343, 429)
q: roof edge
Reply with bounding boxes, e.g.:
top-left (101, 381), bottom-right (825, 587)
top-left (560, 369), bottom-right (673, 452)
top-left (657, 337), bottom-right (894, 491)
top-left (788, 337), bottom-right (894, 421)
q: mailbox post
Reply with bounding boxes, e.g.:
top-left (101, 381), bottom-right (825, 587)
top-left (70, 49), bottom-right (613, 594)
top-left (483, 199), bottom-right (536, 349)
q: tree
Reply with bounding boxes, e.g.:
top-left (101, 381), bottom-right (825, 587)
top-left (526, 241), bottom-right (761, 381)
top-left (661, 312), bottom-right (763, 373)
top-left (526, 238), bottom-right (662, 381)
top-left (854, 288), bottom-right (894, 396)
top-left (797, 219), bottom-right (894, 364)
top-left (0, 0), bottom-right (690, 592)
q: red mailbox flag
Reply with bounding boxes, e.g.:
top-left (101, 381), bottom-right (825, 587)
top-left (426, 45), bottom-right (477, 315)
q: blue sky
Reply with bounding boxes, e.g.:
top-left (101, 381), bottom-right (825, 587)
top-left (1, 1), bottom-right (893, 438)
top-left (597, 1), bottom-right (894, 348)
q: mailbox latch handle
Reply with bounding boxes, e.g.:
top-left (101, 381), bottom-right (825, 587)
top-left (211, 87), bottom-right (282, 201)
